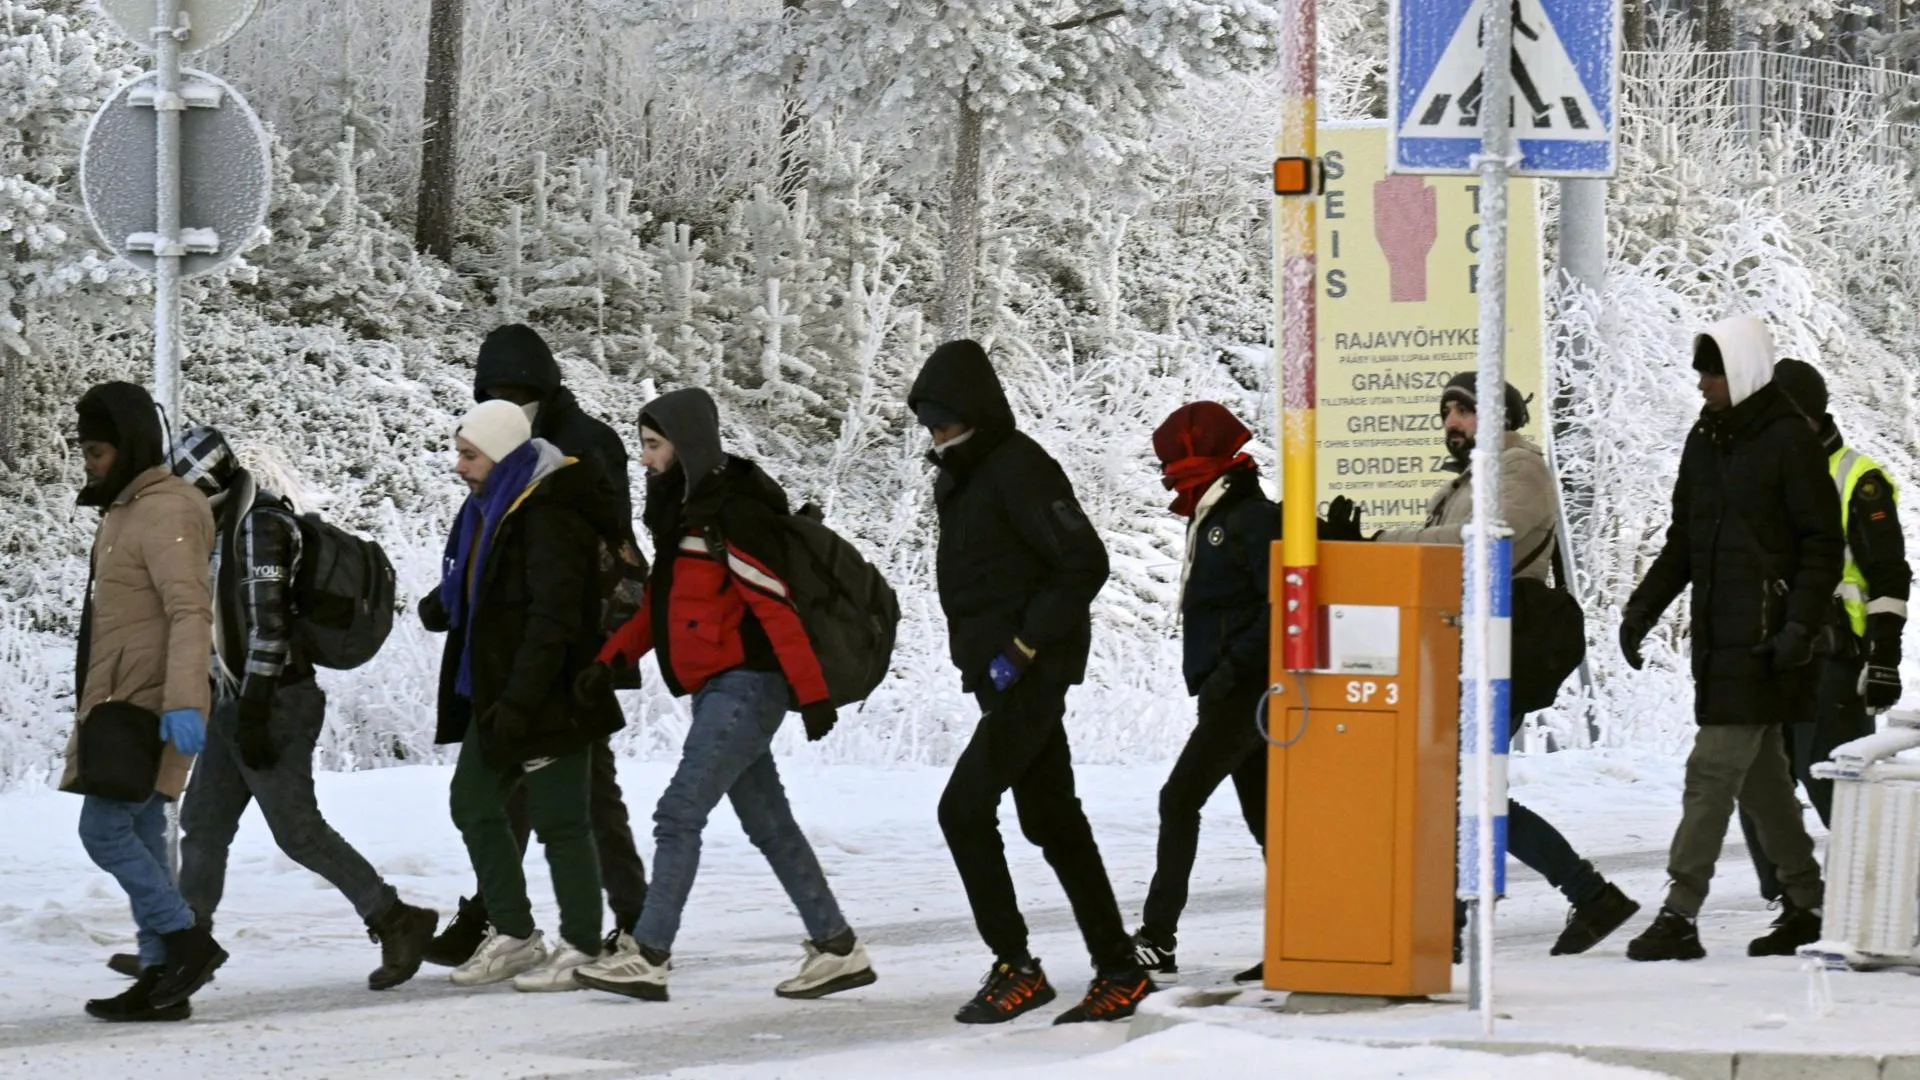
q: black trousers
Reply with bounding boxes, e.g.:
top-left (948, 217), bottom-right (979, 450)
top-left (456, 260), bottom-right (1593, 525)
top-left (1140, 679), bottom-right (1268, 946)
top-left (1742, 653), bottom-right (1873, 902)
top-left (471, 735), bottom-right (649, 930)
top-left (938, 673), bottom-right (1133, 974)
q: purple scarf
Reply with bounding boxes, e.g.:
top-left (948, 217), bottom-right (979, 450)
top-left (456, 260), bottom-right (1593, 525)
top-left (438, 441), bottom-right (542, 698)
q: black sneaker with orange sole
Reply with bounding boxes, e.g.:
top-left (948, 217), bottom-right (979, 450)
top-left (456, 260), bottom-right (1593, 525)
top-left (1053, 967), bottom-right (1155, 1024)
top-left (954, 959), bottom-right (1057, 1024)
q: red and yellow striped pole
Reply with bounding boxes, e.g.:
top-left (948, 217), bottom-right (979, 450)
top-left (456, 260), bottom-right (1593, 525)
top-left (1275, 0), bottom-right (1319, 672)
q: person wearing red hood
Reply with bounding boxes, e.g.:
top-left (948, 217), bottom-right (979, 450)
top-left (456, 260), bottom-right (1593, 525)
top-left (1127, 403), bottom-right (1279, 987)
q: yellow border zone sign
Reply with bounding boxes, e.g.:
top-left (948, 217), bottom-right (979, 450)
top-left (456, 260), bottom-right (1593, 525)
top-left (1313, 122), bottom-right (1544, 530)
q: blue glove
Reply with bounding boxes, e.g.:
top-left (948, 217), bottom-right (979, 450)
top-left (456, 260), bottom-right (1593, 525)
top-left (160, 709), bottom-right (206, 756)
top-left (988, 639), bottom-right (1035, 692)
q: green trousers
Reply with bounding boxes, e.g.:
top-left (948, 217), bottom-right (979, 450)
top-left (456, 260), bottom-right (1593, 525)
top-left (450, 723), bottom-right (603, 954)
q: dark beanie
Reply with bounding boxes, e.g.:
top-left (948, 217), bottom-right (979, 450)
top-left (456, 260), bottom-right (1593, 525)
top-left (1693, 335), bottom-right (1725, 376)
top-left (913, 400), bottom-right (965, 429)
top-left (1439, 372), bottom-right (1530, 431)
top-left (1772, 358), bottom-right (1828, 419)
top-left (77, 396), bottom-right (119, 445)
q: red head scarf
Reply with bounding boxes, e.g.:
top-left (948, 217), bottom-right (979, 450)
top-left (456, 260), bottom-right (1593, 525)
top-left (1153, 402), bottom-right (1255, 518)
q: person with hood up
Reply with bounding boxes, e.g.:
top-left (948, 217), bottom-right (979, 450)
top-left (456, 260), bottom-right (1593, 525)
top-left (66, 382), bottom-right (226, 1021)
top-left (419, 400), bottom-right (629, 991)
top-left (1328, 373), bottom-right (1641, 958)
top-left (1619, 315), bottom-right (1840, 961)
top-left (428, 322), bottom-right (652, 969)
top-left (1738, 360), bottom-right (1910, 910)
top-left (160, 426), bottom-right (439, 992)
top-left (1128, 402), bottom-right (1278, 987)
top-left (908, 340), bottom-right (1153, 1026)
top-left (572, 388), bottom-right (875, 1004)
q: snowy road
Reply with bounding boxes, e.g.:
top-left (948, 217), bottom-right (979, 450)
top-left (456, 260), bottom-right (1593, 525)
top-left (0, 748), bottom-right (1757, 1078)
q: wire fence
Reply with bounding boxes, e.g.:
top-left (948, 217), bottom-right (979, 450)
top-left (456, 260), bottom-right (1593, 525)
top-left (1624, 49), bottom-right (1920, 162)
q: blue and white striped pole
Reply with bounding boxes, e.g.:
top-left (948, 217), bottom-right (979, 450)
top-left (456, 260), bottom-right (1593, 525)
top-left (1459, 525), bottom-right (1511, 1018)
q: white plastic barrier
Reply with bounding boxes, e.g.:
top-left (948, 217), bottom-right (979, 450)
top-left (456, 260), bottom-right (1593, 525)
top-left (1804, 712), bottom-right (1920, 970)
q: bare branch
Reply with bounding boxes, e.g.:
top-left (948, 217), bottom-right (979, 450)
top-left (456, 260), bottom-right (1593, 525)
top-left (1049, 8), bottom-right (1125, 31)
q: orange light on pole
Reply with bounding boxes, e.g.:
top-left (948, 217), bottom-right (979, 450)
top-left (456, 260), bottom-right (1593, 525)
top-left (1275, 0), bottom-right (1319, 673)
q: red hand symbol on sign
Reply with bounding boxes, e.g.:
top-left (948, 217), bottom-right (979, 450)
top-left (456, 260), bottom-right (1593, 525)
top-left (1373, 175), bottom-right (1438, 303)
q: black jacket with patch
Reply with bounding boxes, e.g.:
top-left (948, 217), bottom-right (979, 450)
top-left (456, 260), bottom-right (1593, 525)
top-left (909, 348), bottom-right (1110, 690)
top-left (1179, 470), bottom-right (1277, 694)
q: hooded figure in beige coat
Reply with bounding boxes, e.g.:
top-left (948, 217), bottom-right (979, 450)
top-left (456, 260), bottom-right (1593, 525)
top-left (65, 381), bottom-right (228, 1023)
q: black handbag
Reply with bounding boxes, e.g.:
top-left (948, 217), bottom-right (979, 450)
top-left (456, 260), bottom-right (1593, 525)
top-left (73, 701), bottom-right (164, 801)
top-left (1509, 533), bottom-right (1587, 719)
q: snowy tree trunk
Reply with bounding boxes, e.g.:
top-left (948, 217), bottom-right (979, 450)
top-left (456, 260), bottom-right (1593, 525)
top-left (1624, 0), bottom-right (1646, 53)
top-left (778, 0), bottom-right (808, 205)
top-left (1700, 0), bottom-right (1735, 52)
top-left (941, 93), bottom-right (983, 341)
top-left (414, 0), bottom-right (466, 260)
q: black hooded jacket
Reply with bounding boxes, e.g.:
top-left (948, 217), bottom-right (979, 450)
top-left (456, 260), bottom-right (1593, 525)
top-left (474, 324), bottom-right (633, 525)
top-left (1629, 373), bottom-right (1844, 727)
top-left (908, 343), bottom-right (1110, 690)
top-left (422, 444), bottom-right (628, 767)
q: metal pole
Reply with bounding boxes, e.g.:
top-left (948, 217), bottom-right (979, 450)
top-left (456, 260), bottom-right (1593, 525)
top-left (1277, 0), bottom-right (1320, 674)
top-left (1462, 0), bottom-right (1515, 1035)
top-left (1554, 177), bottom-right (1607, 745)
top-left (153, 0), bottom-right (184, 422)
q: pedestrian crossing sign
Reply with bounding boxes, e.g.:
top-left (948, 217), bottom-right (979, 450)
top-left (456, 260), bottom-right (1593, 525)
top-left (1391, 0), bottom-right (1620, 178)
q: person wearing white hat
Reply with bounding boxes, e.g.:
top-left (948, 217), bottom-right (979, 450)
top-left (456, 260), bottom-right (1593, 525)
top-left (419, 400), bottom-right (633, 992)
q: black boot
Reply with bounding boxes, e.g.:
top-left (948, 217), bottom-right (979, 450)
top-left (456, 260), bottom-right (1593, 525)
top-left (1626, 906), bottom-right (1706, 962)
top-left (148, 922), bottom-right (228, 1010)
top-left (368, 901), bottom-right (440, 990)
top-left (1748, 902), bottom-right (1822, 957)
top-left (1551, 883), bottom-right (1641, 956)
top-left (1232, 961), bottom-right (1264, 984)
top-left (423, 895), bottom-right (489, 968)
top-left (107, 953), bottom-right (143, 978)
top-left (86, 966), bottom-right (191, 1022)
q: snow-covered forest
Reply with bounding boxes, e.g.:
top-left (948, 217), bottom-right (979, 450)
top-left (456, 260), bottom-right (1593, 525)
top-left (3, 0), bottom-right (1918, 786)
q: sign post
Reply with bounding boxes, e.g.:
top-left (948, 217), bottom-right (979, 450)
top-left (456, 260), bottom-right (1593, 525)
top-left (1390, 0), bottom-right (1621, 1034)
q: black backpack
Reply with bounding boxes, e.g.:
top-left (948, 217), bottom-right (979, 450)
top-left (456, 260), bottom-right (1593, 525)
top-left (765, 505), bottom-right (900, 709)
top-left (291, 513), bottom-right (397, 670)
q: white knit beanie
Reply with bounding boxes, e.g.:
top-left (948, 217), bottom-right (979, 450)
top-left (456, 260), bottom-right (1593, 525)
top-left (456, 399), bottom-right (532, 463)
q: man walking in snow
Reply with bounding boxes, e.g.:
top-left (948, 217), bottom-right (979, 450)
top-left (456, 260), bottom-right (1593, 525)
top-left (164, 425), bottom-right (438, 992)
top-left (1620, 315), bottom-right (1838, 961)
top-left (572, 388), bottom-right (875, 1003)
top-left (1329, 373), bottom-right (1641, 957)
top-left (427, 323), bottom-right (652, 967)
top-left (1129, 402), bottom-right (1276, 986)
top-left (1739, 360), bottom-right (1909, 908)
top-left (909, 339), bottom-right (1153, 1025)
top-left (66, 382), bottom-right (227, 1021)
top-left (421, 400), bottom-right (629, 991)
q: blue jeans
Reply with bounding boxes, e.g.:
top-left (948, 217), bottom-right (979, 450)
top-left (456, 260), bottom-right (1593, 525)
top-left (1509, 800), bottom-right (1605, 906)
top-left (636, 669), bottom-right (849, 953)
top-left (79, 794), bottom-right (197, 967)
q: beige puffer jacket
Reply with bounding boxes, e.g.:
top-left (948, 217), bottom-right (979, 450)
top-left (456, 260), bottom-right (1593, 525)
top-left (61, 466), bottom-right (214, 798)
top-left (1375, 433), bottom-right (1560, 582)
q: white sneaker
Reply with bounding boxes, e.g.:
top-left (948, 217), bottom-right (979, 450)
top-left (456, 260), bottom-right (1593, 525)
top-left (513, 942), bottom-right (597, 992)
top-left (576, 941), bottom-right (671, 1001)
top-left (775, 936), bottom-right (877, 999)
top-left (449, 928), bottom-right (547, 987)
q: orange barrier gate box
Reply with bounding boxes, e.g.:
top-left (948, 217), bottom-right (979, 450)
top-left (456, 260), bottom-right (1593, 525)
top-left (1264, 540), bottom-right (1461, 997)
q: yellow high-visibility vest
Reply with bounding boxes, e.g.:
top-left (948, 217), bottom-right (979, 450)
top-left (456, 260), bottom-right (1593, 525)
top-left (1832, 447), bottom-right (1899, 638)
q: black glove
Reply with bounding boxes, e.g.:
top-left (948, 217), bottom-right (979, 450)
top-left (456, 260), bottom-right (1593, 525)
top-left (235, 678), bottom-right (280, 771)
top-left (801, 701), bottom-right (838, 742)
top-left (1752, 621), bottom-right (1815, 670)
top-left (1198, 660), bottom-right (1239, 706)
top-left (483, 701), bottom-right (531, 743)
top-left (418, 592), bottom-right (450, 633)
top-left (1861, 636), bottom-right (1903, 713)
top-left (1619, 608), bottom-right (1653, 671)
top-left (574, 662), bottom-right (616, 705)
top-left (1321, 496), bottom-right (1364, 542)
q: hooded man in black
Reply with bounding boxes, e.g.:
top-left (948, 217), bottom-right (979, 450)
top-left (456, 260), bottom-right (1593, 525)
top-left (428, 323), bottom-right (651, 967)
top-left (908, 340), bottom-right (1151, 1026)
top-left (1620, 314), bottom-right (1839, 961)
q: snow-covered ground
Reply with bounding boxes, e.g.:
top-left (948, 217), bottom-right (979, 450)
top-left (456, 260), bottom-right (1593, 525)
top-left (0, 745), bottom-right (1878, 1079)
